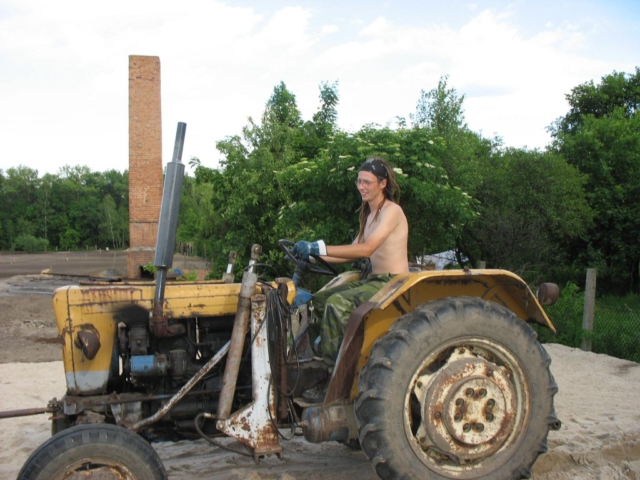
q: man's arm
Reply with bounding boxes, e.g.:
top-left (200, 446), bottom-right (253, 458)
top-left (324, 203), bottom-right (403, 260)
top-left (292, 203), bottom-right (403, 262)
top-left (319, 238), bottom-right (359, 264)
top-left (318, 255), bottom-right (352, 264)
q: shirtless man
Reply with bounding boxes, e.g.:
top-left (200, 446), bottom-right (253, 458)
top-left (292, 157), bottom-right (409, 371)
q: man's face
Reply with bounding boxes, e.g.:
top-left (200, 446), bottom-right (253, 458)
top-left (356, 171), bottom-right (385, 201)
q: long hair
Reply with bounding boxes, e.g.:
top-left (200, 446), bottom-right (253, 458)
top-left (357, 157), bottom-right (400, 243)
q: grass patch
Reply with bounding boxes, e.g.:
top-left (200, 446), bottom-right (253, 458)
top-left (533, 283), bottom-right (640, 363)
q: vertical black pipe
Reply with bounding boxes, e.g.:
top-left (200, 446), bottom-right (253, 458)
top-left (152, 122), bottom-right (186, 337)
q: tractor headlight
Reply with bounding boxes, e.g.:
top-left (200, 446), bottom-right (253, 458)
top-left (536, 283), bottom-right (559, 306)
top-left (74, 327), bottom-right (101, 360)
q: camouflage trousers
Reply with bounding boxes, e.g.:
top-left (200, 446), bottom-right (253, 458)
top-left (312, 274), bottom-right (393, 365)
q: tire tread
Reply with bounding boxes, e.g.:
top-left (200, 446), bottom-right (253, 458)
top-left (17, 423), bottom-right (167, 480)
top-left (355, 296), bottom-right (558, 480)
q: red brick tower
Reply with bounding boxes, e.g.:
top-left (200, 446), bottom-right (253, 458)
top-left (127, 55), bottom-right (163, 279)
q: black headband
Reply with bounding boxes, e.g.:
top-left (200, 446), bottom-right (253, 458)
top-left (359, 158), bottom-right (388, 180)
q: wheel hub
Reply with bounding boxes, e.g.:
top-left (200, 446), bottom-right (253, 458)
top-left (442, 376), bottom-right (507, 445)
top-left (421, 356), bottom-right (517, 460)
top-left (65, 465), bottom-right (128, 479)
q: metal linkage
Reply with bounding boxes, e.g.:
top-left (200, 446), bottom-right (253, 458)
top-left (217, 244), bottom-right (261, 420)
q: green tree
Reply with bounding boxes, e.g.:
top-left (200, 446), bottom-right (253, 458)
top-left (412, 75), bottom-right (465, 133)
top-left (60, 228), bottom-right (81, 250)
top-left (202, 81), bottom-right (336, 274)
top-left (550, 68), bottom-right (640, 293)
top-left (459, 149), bottom-right (592, 279)
top-left (277, 125), bottom-right (478, 262)
top-left (53, 166), bottom-right (103, 249)
top-left (552, 68), bottom-right (640, 136)
top-left (0, 165), bottom-right (129, 252)
top-left (14, 234), bottom-right (49, 252)
top-left (36, 173), bottom-right (56, 245)
top-left (176, 170), bottom-right (219, 260)
top-left (199, 79), bottom-right (483, 275)
top-left (410, 76), bottom-right (487, 196)
top-left (98, 194), bottom-right (127, 249)
top-left (300, 81), bottom-right (340, 159)
top-left (1, 166), bottom-right (40, 250)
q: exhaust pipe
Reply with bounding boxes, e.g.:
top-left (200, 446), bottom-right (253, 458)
top-left (151, 122), bottom-right (187, 337)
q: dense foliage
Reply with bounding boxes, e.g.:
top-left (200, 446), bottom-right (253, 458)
top-left (2, 69), bottom-right (637, 297)
top-left (550, 68), bottom-right (640, 293)
top-left (0, 166), bottom-right (128, 252)
top-left (188, 78), bottom-right (593, 286)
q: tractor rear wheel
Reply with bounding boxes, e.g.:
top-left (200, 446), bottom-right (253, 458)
top-left (355, 296), bottom-right (559, 479)
top-left (17, 423), bottom-right (167, 480)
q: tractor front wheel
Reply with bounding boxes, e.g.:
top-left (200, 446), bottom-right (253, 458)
top-left (17, 423), bottom-right (167, 480)
top-left (355, 296), bottom-right (559, 479)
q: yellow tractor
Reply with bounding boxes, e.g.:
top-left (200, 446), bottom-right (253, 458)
top-left (17, 124), bottom-right (561, 480)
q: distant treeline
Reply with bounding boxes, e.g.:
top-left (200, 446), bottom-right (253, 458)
top-left (0, 166), bottom-right (129, 253)
top-left (2, 69), bottom-right (638, 295)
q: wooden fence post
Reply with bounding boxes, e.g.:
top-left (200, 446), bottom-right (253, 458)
top-left (581, 268), bottom-right (597, 352)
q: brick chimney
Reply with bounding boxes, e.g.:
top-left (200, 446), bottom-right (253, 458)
top-left (127, 55), bottom-right (163, 279)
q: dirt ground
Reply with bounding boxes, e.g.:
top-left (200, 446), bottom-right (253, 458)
top-left (0, 276), bottom-right (61, 363)
top-left (0, 250), bottom-right (129, 280)
top-left (0, 250), bottom-right (207, 363)
top-left (0, 252), bottom-right (639, 479)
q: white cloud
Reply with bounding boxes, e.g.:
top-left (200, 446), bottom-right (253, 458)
top-left (0, 1), bottom-right (636, 175)
top-left (320, 24), bottom-right (339, 35)
top-left (359, 16), bottom-right (392, 37)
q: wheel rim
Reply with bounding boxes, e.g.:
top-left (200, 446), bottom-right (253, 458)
top-left (52, 457), bottom-right (137, 480)
top-left (405, 338), bottom-right (529, 477)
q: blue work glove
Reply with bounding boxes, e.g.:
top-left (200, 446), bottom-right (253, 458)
top-left (292, 240), bottom-right (327, 261)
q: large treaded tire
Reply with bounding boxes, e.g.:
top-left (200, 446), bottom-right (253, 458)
top-left (355, 296), bottom-right (559, 480)
top-left (17, 423), bottom-right (167, 480)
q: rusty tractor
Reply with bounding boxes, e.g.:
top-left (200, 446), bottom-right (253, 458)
top-left (14, 123), bottom-right (561, 480)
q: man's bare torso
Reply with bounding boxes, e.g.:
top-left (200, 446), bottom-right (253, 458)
top-left (362, 201), bottom-right (409, 275)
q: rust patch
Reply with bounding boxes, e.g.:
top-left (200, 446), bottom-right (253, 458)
top-left (34, 336), bottom-right (64, 345)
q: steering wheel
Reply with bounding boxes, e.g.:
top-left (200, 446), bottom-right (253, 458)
top-left (279, 239), bottom-right (337, 276)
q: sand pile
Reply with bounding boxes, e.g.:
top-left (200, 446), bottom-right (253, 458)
top-left (1, 344), bottom-right (638, 479)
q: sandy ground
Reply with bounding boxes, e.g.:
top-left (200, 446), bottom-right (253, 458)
top-left (0, 256), bottom-right (639, 479)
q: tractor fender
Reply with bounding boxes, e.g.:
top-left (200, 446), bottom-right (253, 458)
top-left (324, 269), bottom-right (556, 406)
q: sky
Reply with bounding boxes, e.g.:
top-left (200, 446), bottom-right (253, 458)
top-left (1, 0), bottom-right (638, 176)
